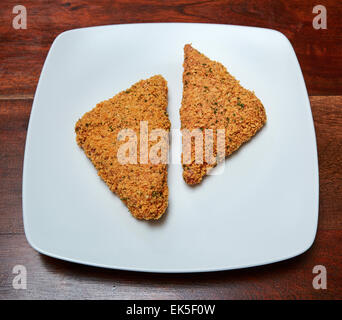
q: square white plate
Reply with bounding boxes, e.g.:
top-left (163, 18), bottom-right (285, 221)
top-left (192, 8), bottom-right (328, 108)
top-left (23, 23), bottom-right (319, 272)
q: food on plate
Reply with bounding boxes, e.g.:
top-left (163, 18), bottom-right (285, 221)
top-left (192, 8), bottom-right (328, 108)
top-left (75, 75), bottom-right (170, 220)
top-left (180, 44), bottom-right (267, 185)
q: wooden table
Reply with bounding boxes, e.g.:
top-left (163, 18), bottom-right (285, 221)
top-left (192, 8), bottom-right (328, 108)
top-left (1, 0), bottom-right (341, 299)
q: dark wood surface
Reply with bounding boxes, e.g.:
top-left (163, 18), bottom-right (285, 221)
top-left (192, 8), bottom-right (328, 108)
top-left (0, 0), bottom-right (341, 299)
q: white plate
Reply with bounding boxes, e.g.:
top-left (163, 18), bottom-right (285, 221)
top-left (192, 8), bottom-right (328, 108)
top-left (23, 23), bottom-right (319, 272)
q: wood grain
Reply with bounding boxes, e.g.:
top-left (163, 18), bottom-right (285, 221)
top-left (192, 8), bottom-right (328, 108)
top-left (0, 96), bottom-right (341, 299)
top-left (0, 231), bottom-right (341, 299)
top-left (0, 99), bottom-right (30, 234)
top-left (0, 0), bottom-right (341, 96)
top-left (311, 96), bottom-right (342, 231)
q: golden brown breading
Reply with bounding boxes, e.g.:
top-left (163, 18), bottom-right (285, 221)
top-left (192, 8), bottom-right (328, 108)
top-left (75, 75), bottom-right (170, 220)
top-left (180, 44), bottom-right (267, 185)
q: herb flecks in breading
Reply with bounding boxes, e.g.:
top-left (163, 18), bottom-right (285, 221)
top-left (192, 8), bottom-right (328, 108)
top-left (75, 76), bottom-right (170, 220)
top-left (180, 44), bottom-right (267, 185)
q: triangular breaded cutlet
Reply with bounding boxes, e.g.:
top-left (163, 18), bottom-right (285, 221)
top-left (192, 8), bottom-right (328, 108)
top-left (75, 75), bottom-right (170, 220)
top-left (180, 44), bottom-right (267, 185)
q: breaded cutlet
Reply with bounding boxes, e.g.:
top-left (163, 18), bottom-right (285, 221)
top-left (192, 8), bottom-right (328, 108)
top-left (180, 44), bottom-right (267, 185)
top-left (75, 75), bottom-right (170, 220)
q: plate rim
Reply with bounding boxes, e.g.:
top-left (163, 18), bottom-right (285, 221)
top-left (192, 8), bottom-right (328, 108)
top-left (22, 22), bottom-right (319, 273)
